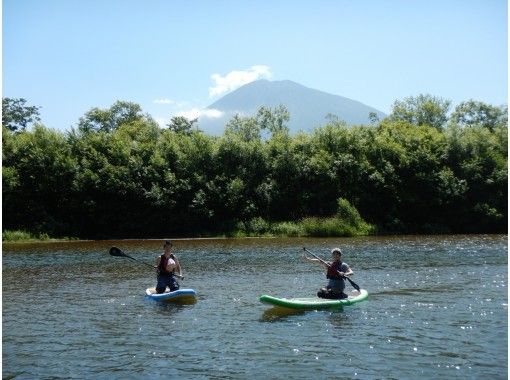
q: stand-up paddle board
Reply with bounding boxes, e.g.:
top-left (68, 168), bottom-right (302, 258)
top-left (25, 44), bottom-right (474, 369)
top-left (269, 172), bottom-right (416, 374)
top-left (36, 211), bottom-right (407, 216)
top-left (259, 289), bottom-right (368, 310)
top-left (145, 288), bottom-right (197, 304)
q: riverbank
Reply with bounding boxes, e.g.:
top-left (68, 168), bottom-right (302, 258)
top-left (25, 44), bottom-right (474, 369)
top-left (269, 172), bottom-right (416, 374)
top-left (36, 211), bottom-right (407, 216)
top-left (3, 216), bottom-right (375, 243)
top-left (2, 230), bottom-right (79, 243)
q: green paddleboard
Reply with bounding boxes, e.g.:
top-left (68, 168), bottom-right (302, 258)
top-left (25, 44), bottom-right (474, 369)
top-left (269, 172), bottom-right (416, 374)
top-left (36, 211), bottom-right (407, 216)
top-left (259, 289), bottom-right (368, 310)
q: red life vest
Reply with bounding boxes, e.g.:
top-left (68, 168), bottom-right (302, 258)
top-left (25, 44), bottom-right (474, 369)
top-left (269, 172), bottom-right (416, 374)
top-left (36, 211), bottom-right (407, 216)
top-left (158, 254), bottom-right (174, 276)
top-left (326, 261), bottom-right (343, 279)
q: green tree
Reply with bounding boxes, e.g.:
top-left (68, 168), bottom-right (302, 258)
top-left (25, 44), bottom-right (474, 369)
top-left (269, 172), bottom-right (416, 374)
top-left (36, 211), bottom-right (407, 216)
top-left (2, 98), bottom-right (41, 132)
top-left (68, 118), bottom-right (164, 237)
top-left (256, 105), bottom-right (290, 135)
top-left (389, 94), bottom-right (451, 130)
top-left (167, 116), bottom-right (199, 134)
top-left (266, 131), bottom-right (311, 220)
top-left (3, 125), bottom-right (76, 235)
top-left (368, 111), bottom-right (380, 124)
top-left (209, 131), bottom-right (269, 226)
top-left (450, 100), bottom-right (507, 131)
top-left (444, 122), bottom-right (507, 232)
top-left (152, 128), bottom-right (216, 233)
top-left (77, 101), bottom-right (146, 133)
top-left (2, 95), bottom-right (506, 238)
top-left (224, 114), bottom-right (261, 142)
top-left (365, 119), bottom-right (451, 232)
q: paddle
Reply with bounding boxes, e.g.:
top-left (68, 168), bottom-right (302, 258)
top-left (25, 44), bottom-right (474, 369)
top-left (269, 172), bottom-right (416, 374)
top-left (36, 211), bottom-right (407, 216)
top-left (109, 246), bottom-right (184, 280)
top-left (302, 247), bottom-right (361, 291)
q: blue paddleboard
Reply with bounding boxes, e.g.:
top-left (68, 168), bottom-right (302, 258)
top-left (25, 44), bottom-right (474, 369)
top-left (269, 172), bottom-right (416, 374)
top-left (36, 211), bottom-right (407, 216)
top-left (145, 288), bottom-right (197, 303)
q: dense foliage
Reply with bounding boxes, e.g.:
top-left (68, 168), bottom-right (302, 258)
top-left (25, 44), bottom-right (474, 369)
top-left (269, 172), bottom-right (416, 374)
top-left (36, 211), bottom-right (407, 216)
top-left (2, 96), bottom-right (507, 239)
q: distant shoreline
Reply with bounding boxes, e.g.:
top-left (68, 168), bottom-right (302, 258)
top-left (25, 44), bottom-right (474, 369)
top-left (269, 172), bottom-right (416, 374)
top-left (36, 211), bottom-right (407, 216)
top-left (3, 231), bottom-right (506, 245)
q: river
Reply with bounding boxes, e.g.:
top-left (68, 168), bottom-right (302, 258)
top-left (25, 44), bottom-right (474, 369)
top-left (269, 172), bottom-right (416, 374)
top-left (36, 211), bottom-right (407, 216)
top-left (2, 235), bottom-right (507, 379)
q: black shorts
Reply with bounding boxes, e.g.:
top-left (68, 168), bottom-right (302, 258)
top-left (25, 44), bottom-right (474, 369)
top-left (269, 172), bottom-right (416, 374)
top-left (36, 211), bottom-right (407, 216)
top-left (317, 288), bottom-right (348, 299)
top-left (156, 274), bottom-right (179, 293)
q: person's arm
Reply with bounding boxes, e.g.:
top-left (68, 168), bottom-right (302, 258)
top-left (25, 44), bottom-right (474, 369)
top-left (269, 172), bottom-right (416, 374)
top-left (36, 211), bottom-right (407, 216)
top-left (301, 253), bottom-right (329, 269)
top-left (339, 264), bottom-right (353, 277)
top-left (301, 252), bottom-right (317, 263)
top-left (172, 255), bottom-right (182, 277)
top-left (155, 256), bottom-right (161, 270)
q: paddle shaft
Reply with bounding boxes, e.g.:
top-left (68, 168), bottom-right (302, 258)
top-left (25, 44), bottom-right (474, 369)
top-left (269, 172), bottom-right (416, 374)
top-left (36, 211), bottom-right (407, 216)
top-left (303, 247), bottom-right (360, 291)
top-left (109, 247), bottom-right (184, 280)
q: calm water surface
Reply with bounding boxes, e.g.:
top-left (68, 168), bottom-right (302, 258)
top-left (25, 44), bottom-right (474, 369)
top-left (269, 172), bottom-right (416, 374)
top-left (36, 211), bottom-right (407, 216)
top-left (3, 235), bottom-right (507, 379)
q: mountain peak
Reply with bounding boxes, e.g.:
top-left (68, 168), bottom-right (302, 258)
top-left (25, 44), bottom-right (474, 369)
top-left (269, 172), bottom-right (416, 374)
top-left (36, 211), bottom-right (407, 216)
top-left (202, 79), bottom-right (385, 134)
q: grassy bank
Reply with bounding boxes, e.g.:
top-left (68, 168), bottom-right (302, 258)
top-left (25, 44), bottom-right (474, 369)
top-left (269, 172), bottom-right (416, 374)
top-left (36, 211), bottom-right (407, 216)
top-left (2, 230), bottom-right (79, 243)
top-left (231, 216), bottom-right (375, 238)
top-left (3, 215), bottom-right (375, 242)
top-left (3, 198), bottom-right (375, 242)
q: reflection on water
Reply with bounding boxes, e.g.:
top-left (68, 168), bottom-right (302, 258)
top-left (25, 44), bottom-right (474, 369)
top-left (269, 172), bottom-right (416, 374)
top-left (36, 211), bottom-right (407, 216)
top-left (260, 307), bottom-right (307, 322)
top-left (144, 301), bottom-right (196, 317)
top-left (372, 284), bottom-right (464, 296)
top-left (3, 235), bottom-right (507, 379)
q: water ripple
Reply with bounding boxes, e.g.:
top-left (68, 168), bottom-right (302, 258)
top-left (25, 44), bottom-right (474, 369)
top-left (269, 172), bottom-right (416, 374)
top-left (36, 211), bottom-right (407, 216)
top-left (2, 235), bottom-right (507, 379)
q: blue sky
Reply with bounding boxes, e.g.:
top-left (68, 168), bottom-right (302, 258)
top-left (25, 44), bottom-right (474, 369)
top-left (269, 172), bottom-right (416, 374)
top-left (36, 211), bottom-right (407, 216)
top-left (3, 0), bottom-right (508, 132)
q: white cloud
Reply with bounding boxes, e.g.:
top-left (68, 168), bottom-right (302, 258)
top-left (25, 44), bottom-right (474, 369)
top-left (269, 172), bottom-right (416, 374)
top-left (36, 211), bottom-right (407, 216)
top-left (153, 98), bottom-right (175, 105)
top-left (175, 108), bottom-right (224, 120)
top-left (209, 65), bottom-right (271, 97)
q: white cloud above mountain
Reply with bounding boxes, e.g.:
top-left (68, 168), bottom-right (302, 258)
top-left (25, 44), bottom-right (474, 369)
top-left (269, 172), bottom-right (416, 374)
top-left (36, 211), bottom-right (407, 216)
top-left (209, 65), bottom-right (271, 97)
top-left (153, 65), bottom-right (270, 127)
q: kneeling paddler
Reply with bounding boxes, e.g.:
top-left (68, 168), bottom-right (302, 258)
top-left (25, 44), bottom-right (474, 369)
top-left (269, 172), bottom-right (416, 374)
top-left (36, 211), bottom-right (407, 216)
top-left (155, 240), bottom-right (182, 294)
top-left (302, 247), bottom-right (353, 299)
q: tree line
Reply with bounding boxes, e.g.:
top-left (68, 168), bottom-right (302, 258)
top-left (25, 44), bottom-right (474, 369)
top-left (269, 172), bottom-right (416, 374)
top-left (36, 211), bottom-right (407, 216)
top-left (2, 95), bottom-right (507, 239)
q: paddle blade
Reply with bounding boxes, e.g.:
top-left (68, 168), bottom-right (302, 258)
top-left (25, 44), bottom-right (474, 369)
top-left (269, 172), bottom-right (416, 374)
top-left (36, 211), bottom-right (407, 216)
top-left (346, 277), bottom-right (361, 292)
top-left (109, 246), bottom-right (125, 257)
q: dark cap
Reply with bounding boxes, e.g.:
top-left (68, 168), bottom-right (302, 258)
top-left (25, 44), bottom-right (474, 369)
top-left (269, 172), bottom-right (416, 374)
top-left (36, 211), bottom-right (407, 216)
top-left (164, 240), bottom-right (173, 247)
